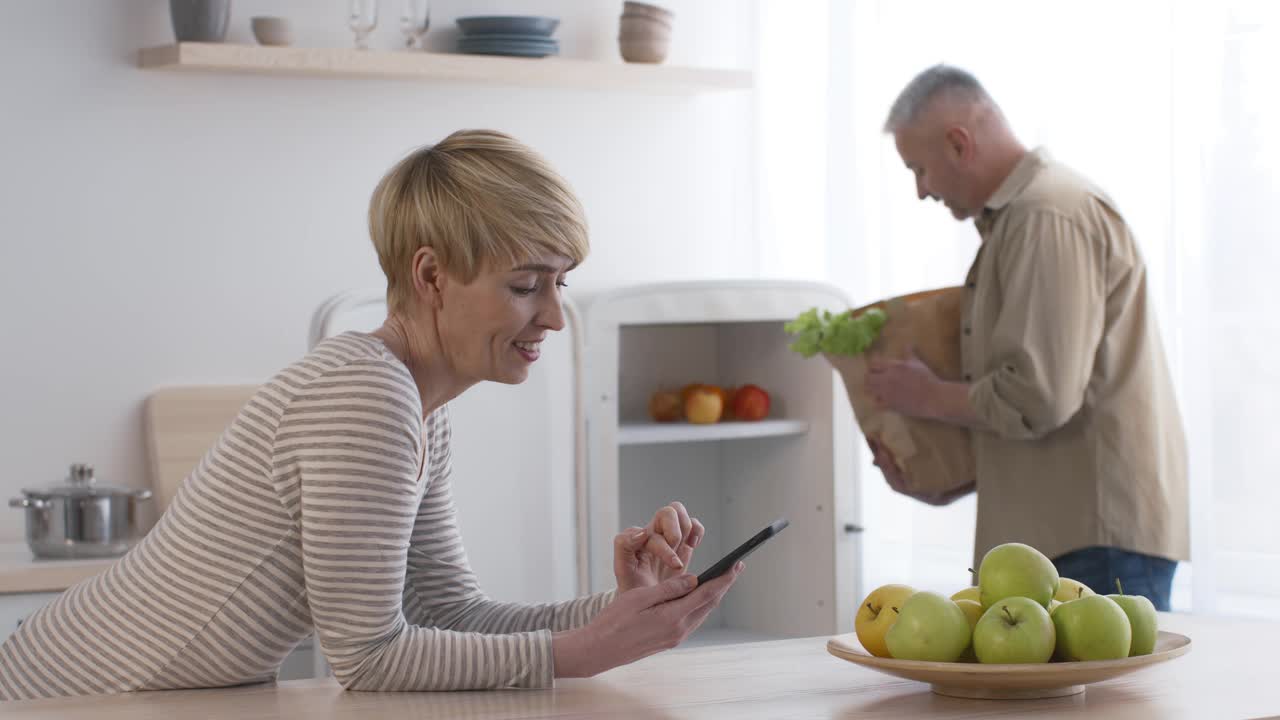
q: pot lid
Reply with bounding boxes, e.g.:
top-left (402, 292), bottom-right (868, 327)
top-left (20, 463), bottom-right (138, 499)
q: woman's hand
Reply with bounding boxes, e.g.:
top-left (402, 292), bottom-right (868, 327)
top-left (553, 563), bottom-right (743, 678)
top-left (614, 501), bottom-right (706, 594)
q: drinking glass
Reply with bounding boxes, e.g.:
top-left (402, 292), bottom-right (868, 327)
top-left (348, 0), bottom-right (378, 50)
top-left (399, 0), bottom-right (430, 49)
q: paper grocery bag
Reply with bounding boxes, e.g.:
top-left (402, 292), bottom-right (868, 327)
top-left (825, 287), bottom-right (975, 498)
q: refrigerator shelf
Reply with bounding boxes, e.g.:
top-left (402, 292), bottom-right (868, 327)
top-left (617, 419), bottom-right (810, 445)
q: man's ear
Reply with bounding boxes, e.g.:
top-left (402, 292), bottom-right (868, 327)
top-left (411, 246), bottom-right (446, 309)
top-left (943, 125), bottom-right (972, 164)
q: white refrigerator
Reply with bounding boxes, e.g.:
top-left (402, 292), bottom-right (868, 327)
top-left (312, 279), bottom-right (862, 643)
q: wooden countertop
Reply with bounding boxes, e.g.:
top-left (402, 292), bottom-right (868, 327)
top-left (0, 543), bottom-right (114, 594)
top-left (4, 612), bottom-right (1278, 718)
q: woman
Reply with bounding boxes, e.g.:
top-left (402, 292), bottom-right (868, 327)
top-left (0, 130), bottom-right (741, 700)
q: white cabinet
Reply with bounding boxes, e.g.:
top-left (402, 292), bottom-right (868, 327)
top-left (278, 635), bottom-right (328, 681)
top-left (0, 592), bottom-right (60, 643)
top-left (581, 281), bottom-right (862, 641)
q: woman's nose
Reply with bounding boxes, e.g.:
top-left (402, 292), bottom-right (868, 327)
top-left (538, 292), bottom-right (566, 331)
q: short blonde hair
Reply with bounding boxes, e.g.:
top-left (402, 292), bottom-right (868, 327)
top-left (368, 129), bottom-right (590, 310)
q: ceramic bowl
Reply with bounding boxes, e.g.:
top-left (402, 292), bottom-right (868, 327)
top-left (251, 16), bottom-right (293, 46)
top-left (623, 1), bottom-right (674, 23)
top-left (456, 15), bottom-right (560, 37)
top-left (826, 630), bottom-right (1192, 699)
top-left (619, 34), bottom-right (670, 64)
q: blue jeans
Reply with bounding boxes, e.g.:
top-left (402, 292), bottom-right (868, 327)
top-left (1051, 546), bottom-right (1177, 611)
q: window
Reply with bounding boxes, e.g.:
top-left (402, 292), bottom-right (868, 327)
top-left (757, 0), bottom-right (1280, 615)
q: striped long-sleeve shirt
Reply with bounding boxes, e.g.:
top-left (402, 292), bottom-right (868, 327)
top-left (0, 332), bottom-right (612, 701)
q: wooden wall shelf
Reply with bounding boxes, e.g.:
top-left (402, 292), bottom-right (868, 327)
top-left (137, 43), bottom-right (753, 94)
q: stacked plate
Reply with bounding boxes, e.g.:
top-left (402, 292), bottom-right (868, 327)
top-left (456, 15), bottom-right (560, 58)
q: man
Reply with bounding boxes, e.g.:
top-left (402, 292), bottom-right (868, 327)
top-left (866, 65), bottom-right (1188, 610)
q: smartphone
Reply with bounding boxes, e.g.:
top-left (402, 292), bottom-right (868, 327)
top-left (695, 518), bottom-right (789, 585)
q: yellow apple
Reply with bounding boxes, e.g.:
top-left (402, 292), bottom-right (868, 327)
top-left (951, 586), bottom-right (980, 604)
top-left (1054, 577), bottom-right (1096, 603)
top-left (855, 584), bottom-right (916, 658)
top-left (955, 598), bottom-right (984, 662)
top-left (683, 387), bottom-right (724, 424)
top-left (956, 598), bottom-right (983, 630)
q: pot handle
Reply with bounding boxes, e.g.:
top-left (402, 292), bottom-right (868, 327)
top-left (9, 497), bottom-right (48, 510)
top-left (133, 489), bottom-right (153, 502)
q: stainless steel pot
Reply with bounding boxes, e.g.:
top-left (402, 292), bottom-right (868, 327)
top-left (9, 463), bottom-right (153, 559)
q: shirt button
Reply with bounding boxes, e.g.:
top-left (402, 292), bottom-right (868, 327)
top-left (964, 327), bottom-right (972, 336)
top-left (966, 281), bottom-right (976, 289)
top-left (963, 374), bottom-right (972, 382)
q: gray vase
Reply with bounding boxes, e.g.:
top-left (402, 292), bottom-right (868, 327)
top-left (170, 0), bottom-right (231, 43)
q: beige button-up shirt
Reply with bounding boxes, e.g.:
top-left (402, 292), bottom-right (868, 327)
top-left (962, 147), bottom-right (1189, 568)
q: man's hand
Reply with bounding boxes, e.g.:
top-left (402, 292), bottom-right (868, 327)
top-left (866, 349), bottom-right (943, 419)
top-left (866, 349), bottom-right (984, 428)
top-left (867, 436), bottom-right (975, 506)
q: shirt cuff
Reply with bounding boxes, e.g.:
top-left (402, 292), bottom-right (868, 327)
top-left (528, 628), bottom-right (556, 688)
top-left (969, 373), bottom-right (1036, 440)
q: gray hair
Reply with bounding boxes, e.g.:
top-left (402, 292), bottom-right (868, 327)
top-left (883, 64), bottom-right (993, 133)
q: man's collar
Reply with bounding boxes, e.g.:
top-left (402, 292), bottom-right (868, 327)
top-left (984, 146), bottom-right (1049, 211)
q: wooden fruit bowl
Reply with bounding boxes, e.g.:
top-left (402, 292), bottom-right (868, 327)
top-left (826, 630), bottom-right (1191, 699)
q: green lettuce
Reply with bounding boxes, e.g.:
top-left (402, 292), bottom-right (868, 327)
top-left (783, 306), bottom-right (887, 358)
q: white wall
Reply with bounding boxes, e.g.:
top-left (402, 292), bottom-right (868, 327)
top-left (0, 0), bottom-right (757, 577)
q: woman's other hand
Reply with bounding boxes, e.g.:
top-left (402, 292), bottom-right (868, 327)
top-left (553, 563), bottom-right (743, 678)
top-left (614, 501), bottom-right (705, 594)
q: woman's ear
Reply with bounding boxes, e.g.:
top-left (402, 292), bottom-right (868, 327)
top-left (411, 246), bottom-right (446, 309)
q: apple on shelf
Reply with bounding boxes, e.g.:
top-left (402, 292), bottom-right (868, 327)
top-left (648, 390), bottom-right (683, 422)
top-left (732, 384), bottom-right (770, 421)
top-left (647, 384), bottom-right (772, 425)
top-left (681, 384), bottom-right (725, 424)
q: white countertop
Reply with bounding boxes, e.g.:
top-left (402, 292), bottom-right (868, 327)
top-left (3, 612), bottom-right (1278, 719)
top-left (0, 543), bottom-right (116, 594)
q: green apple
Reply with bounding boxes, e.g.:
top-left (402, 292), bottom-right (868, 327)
top-left (855, 584), bottom-right (916, 658)
top-left (978, 543), bottom-right (1060, 609)
top-left (1055, 577), bottom-right (1096, 603)
top-left (885, 591), bottom-right (971, 662)
top-left (1107, 580), bottom-right (1158, 656)
top-left (972, 596), bottom-right (1056, 664)
top-left (954, 598), bottom-right (983, 662)
top-left (1049, 599), bottom-right (1062, 614)
top-left (951, 586), bottom-right (981, 604)
top-left (1052, 595), bottom-right (1132, 661)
